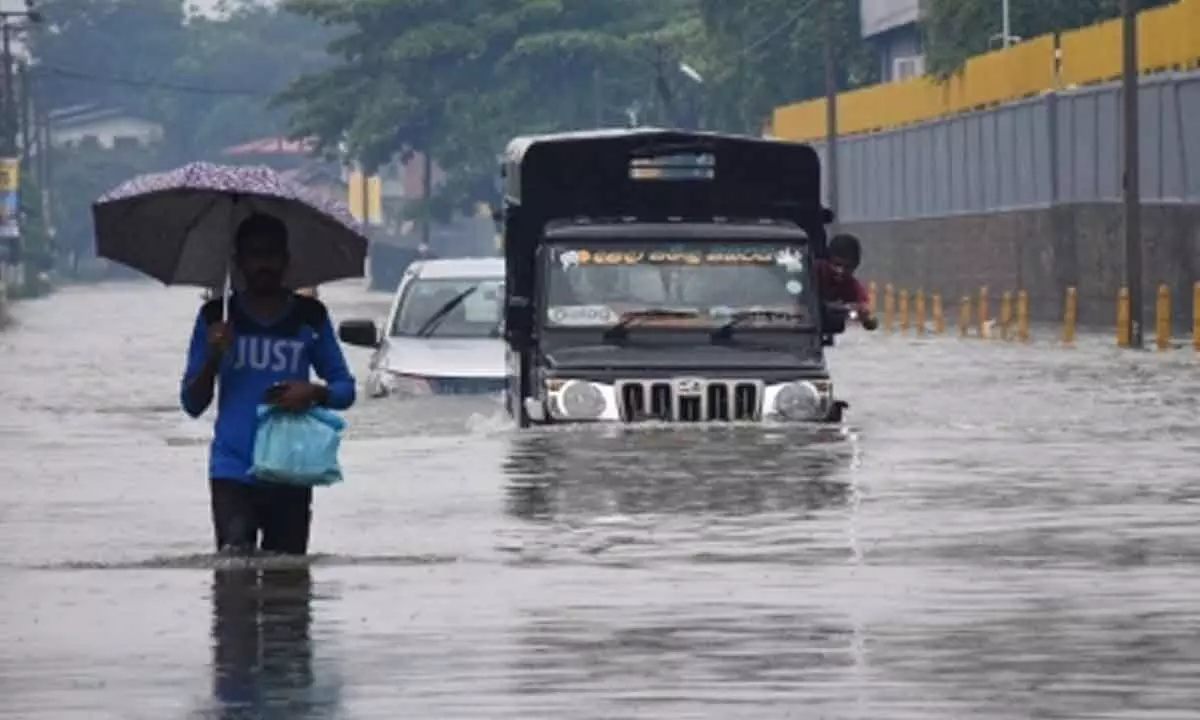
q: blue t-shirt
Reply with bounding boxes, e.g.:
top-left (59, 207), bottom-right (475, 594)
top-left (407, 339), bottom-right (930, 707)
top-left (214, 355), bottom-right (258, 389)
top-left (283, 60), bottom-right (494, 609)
top-left (180, 293), bottom-right (356, 483)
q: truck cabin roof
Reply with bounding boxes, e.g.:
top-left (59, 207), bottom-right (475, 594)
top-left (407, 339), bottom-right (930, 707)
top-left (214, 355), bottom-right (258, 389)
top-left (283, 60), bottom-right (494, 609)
top-left (499, 128), bottom-right (828, 299)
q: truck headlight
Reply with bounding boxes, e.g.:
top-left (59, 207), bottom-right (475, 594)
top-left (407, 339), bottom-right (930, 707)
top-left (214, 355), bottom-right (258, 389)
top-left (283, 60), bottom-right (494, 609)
top-left (771, 381), bottom-right (826, 420)
top-left (552, 380), bottom-right (607, 420)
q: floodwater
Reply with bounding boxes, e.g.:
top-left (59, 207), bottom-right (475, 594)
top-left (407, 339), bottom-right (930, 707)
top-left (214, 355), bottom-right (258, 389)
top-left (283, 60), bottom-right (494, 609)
top-left (2, 281), bottom-right (1200, 720)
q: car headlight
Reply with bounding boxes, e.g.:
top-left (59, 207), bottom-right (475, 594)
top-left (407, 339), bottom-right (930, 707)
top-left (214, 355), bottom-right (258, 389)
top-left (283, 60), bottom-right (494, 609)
top-left (772, 381), bottom-right (826, 420)
top-left (552, 380), bottom-right (607, 420)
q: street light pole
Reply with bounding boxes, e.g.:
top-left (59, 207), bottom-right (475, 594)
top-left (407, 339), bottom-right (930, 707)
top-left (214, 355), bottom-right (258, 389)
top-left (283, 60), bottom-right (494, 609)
top-left (1002, 0), bottom-right (1012, 48)
top-left (1121, 0), bottom-right (1143, 348)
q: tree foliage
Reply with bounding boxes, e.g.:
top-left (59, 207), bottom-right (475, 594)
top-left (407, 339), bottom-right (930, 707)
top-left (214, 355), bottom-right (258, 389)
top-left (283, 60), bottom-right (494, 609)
top-left (31, 0), bottom-right (331, 160)
top-left (695, 0), bottom-right (873, 133)
top-left (26, 0), bottom-right (332, 267)
top-left (279, 0), bottom-right (871, 217)
top-left (922, 0), bottom-right (1175, 78)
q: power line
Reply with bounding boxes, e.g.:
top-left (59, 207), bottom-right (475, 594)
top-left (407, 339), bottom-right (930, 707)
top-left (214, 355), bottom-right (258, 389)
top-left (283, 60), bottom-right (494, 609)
top-left (725, 0), bottom-right (818, 61)
top-left (38, 65), bottom-right (273, 97)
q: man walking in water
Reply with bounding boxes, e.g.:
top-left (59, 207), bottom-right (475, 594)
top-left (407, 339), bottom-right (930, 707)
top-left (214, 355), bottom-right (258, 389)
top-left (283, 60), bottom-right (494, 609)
top-left (181, 213), bottom-right (356, 556)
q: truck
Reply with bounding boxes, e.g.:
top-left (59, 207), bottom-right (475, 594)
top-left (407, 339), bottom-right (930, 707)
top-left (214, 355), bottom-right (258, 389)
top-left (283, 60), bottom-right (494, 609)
top-left (498, 127), bottom-right (849, 427)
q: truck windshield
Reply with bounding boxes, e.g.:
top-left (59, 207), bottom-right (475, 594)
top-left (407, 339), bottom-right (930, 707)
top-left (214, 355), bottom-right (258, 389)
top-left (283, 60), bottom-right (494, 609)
top-left (542, 241), bottom-right (814, 330)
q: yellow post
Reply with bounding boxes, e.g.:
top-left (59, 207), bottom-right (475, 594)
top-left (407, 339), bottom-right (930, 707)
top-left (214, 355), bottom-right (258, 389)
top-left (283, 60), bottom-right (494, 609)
top-left (1063, 286), bottom-right (1077, 346)
top-left (898, 288), bottom-right (910, 333)
top-left (1116, 286), bottom-right (1130, 348)
top-left (978, 286), bottom-right (989, 338)
top-left (1193, 281), bottom-right (1200, 352)
top-left (958, 296), bottom-right (971, 337)
top-left (932, 293), bottom-right (945, 334)
top-left (883, 283), bottom-right (895, 333)
top-left (999, 291), bottom-right (1013, 341)
top-left (914, 288), bottom-right (926, 335)
top-left (1155, 284), bottom-right (1170, 351)
top-left (1016, 290), bottom-right (1030, 343)
top-left (867, 281), bottom-right (878, 314)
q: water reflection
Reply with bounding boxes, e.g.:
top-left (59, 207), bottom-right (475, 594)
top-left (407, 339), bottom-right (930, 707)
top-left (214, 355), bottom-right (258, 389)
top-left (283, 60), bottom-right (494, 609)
top-left (510, 605), bottom-right (871, 716)
top-left (209, 566), bottom-right (340, 719)
top-left (504, 426), bottom-right (858, 521)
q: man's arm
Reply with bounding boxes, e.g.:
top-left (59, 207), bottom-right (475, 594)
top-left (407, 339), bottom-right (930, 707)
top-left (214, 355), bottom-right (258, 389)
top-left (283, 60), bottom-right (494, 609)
top-left (851, 277), bottom-right (879, 330)
top-left (309, 311), bottom-right (357, 410)
top-left (852, 277), bottom-right (871, 308)
top-left (181, 310), bottom-right (218, 418)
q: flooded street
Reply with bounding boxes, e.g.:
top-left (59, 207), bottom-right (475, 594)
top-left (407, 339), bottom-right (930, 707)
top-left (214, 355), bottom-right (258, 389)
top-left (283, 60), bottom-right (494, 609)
top-left (3, 280), bottom-right (1200, 719)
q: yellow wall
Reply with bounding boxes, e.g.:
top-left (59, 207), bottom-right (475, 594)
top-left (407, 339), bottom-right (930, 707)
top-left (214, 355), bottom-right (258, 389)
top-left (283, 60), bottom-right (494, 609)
top-left (772, 0), bottom-right (1200, 142)
top-left (346, 169), bottom-right (383, 226)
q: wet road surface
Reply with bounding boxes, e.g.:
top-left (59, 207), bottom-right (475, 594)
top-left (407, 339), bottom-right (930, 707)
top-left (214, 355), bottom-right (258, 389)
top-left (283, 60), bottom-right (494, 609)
top-left (2, 281), bottom-right (1200, 719)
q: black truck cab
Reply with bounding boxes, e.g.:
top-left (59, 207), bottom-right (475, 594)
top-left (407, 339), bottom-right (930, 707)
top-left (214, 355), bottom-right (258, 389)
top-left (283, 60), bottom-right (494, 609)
top-left (499, 128), bottom-right (848, 427)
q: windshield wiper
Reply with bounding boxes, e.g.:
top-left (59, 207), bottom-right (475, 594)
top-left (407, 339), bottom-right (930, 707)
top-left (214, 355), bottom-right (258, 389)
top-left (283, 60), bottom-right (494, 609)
top-left (601, 308), bottom-right (701, 342)
top-left (416, 286), bottom-right (478, 338)
top-left (710, 310), bottom-right (808, 342)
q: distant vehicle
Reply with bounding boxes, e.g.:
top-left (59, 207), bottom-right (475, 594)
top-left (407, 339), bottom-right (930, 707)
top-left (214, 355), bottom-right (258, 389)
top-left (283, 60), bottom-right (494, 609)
top-left (497, 127), bottom-right (848, 426)
top-left (338, 257), bottom-right (505, 398)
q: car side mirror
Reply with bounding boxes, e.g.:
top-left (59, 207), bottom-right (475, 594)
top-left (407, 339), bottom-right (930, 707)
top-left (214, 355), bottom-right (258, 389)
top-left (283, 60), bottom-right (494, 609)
top-left (821, 207), bottom-right (835, 225)
top-left (338, 319), bottom-right (379, 348)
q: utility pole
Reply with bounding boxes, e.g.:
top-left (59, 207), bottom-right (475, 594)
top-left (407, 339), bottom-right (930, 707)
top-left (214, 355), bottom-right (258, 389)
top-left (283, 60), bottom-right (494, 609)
top-left (592, 68), bottom-right (603, 127)
top-left (18, 62), bottom-right (29, 165)
top-left (0, 4), bottom-right (42, 272)
top-left (420, 152), bottom-right (432, 250)
top-left (1121, 0), bottom-right (1143, 348)
top-left (1002, 0), bottom-right (1012, 48)
top-left (822, 0), bottom-right (840, 228)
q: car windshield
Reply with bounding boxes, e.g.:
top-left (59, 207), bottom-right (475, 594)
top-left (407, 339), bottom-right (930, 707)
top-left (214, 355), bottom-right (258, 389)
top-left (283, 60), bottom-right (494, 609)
top-left (542, 240), bottom-right (813, 329)
top-left (390, 276), bottom-right (503, 338)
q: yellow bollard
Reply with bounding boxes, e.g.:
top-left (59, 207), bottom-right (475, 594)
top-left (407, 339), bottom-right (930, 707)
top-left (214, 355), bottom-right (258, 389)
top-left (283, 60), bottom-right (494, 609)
top-left (1016, 290), bottom-right (1030, 343)
top-left (1193, 282), bottom-right (1200, 352)
top-left (914, 288), bottom-right (926, 335)
top-left (932, 292), bottom-right (945, 334)
top-left (1156, 284), bottom-right (1170, 351)
top-left (883, 283), bottom-right (895, 333)
top-left (958, 296), bottom-right (971, 337)
top-left (867, 281), bottom-right (878, 314)
top-left (978, 286), bottom-right (990, 338)
top-left (999, 291), bottom-right (1013, 341)
top-left (1116, 286), bottom-right (1130, 348)
top-left (898, 288), bottom-right (910, 333)
top-left (1063, 286), bottom-right (1077, 346)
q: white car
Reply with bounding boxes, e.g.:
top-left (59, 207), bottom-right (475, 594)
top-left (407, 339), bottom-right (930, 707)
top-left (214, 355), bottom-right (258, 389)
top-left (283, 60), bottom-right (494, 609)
top-left (338, 257), bottom-right (506, 398)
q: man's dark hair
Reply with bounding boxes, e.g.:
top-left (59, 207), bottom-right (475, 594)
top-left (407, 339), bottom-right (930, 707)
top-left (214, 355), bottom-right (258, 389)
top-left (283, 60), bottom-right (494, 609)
top-left (234, 212), bottom-right (289, 255)
top-left (828, 233), bottom-right (862, 270)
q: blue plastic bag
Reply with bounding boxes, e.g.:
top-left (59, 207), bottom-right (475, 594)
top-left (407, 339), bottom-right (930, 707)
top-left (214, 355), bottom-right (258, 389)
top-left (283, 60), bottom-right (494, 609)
top-left (250, 404), bottom-right (347, 487)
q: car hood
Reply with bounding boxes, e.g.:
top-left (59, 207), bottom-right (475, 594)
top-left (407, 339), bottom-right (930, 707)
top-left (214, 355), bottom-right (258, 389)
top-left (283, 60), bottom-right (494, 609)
top-left (380, 337), bottom-right (506, 378)
top-left (543, 342), bottom-right (824, 372)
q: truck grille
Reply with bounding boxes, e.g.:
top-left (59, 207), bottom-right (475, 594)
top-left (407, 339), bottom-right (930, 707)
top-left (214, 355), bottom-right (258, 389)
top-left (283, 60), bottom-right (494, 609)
top-left (616, 379), bottom-right (763, 422)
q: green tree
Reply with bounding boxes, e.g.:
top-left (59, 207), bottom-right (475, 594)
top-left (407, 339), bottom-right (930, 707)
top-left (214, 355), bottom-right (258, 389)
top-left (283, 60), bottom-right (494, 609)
top-left (278, 0), bottom-right (691, 218)
top-left (48, 140), bottom-right (160, 269)
top-left (31, 0), bottom-right (191, 122)
top-left (922, 0), bottom-right (1174, 78)
top-left (695, 0), bottom-right (874, 133)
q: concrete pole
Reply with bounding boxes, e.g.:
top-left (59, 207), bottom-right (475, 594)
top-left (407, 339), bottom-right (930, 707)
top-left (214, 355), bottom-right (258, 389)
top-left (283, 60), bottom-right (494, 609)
top-left (1121, 0), bottom-right (1143, 348)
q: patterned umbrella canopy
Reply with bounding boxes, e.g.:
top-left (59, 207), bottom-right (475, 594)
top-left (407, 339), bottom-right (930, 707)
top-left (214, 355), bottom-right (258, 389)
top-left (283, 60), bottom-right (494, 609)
top-left (92, 162), bottom-right (368, 290)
